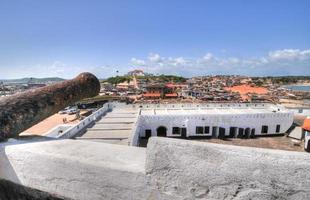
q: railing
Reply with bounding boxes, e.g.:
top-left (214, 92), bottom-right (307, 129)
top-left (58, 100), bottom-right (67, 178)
top-left (132, 102), bottom-right (274, 109)
top-left (58, 103), bottom-right (111, 139)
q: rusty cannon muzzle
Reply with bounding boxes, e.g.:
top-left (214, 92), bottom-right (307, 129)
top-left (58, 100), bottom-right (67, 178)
top-left (0, 72), bottom-right (100, 140)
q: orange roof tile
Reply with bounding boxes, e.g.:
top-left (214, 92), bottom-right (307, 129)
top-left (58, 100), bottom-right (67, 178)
top-left (302, 118), bottom-right (310, 131)
top-left (143, 93), bottom-right (161, 97)
top-left (165, 93), bottom-right (178, 97)
top-left (224, 84), bottom-right (268, 95)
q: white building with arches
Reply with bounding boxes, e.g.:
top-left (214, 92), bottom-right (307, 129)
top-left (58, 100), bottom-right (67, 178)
top-left (132, 103), bottom-right (294, 142)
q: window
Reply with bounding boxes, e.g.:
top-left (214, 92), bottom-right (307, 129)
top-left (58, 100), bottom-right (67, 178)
top-left (238, 128), bottom-right (244, 138)
top-left (204, 126), bottom-right (210, 134)
top-left (172, 127), bottom-right (180, 135)
top-left (196, 126), bottom-right (204, 134)
top-left (276, 125), bottom-right (280, 133)
top-left (212, 127), bottom-right (217, 136)
top-left (229, 127), bottom-right (237, 137)
top-left (261, 125), bottom-right (268, 134)
top-left (181, 128), bottom-right (187, 137)
top-left (145, 129), bottom-right (152, 137)
top-left (219, 127), bottom-right (225, 138)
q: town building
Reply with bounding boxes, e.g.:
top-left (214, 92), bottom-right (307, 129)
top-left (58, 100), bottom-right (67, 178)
top-left (127, 69), bottom-right (145, 76)
top-left (134, 103), bottom-right (293, 143)
top-left (142, 83), bottom-right (179, 99)
top-left (303, 118), bottom-right (310, 152)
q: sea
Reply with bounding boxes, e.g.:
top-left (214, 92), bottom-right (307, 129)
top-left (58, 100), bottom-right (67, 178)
top-left (283, 85), bottom-right (310, 92)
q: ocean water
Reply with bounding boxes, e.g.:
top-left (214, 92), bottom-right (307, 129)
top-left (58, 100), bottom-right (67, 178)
top-left (283, 85), bottom-right (310, 92)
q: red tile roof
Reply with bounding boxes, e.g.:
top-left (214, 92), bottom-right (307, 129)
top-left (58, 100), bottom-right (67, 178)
top-left (302, 118), bottom-right (310, 132)
top-left (165, 83), bottom-right (187, 88)
top-left (165, 83), bottom-right (174, 88)
top-left (143, 93), bottom-right (161, 97)
top-left (165, 93), bottom-right (178, 97)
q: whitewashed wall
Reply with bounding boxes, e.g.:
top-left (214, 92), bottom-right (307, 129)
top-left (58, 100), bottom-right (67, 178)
top-left (137, 111), bottom-right (293, 138)
top-left (58, 104), bottom-right (111, 139)
top-left (287, 108), bottom-right (310, 116)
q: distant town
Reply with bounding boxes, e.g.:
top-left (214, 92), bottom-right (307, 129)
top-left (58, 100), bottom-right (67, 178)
top-left (2, 69), bottom-right (310, 108)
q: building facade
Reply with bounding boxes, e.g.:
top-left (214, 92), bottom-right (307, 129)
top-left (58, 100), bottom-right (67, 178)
top-left (134, 103), bottom-right (294, 139)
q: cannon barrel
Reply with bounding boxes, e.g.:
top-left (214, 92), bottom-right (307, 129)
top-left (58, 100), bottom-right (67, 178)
top-left (0, 72), bottom-right (100, 140)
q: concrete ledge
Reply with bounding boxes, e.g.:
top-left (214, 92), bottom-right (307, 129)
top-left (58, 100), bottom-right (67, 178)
top-left (0, 178), bottom-right (70, 200)
top-left (146, 137), bottom-right (310, 200)
top-left (0, 139), bottom-right (148, 200)
top-left (1, 137), bottom-right (310, 199)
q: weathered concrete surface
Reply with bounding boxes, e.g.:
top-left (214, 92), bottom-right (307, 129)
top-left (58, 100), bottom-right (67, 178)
top-left (0, 178), bottom-right (70, 200)
top-left (1, 137), bottom-right (310, 199)
top-left (0, 139), bottom-right (148, 200)
top-left (146, 137), bottom-right (310, 200)
top-left (0, 73), bottom-right (100, 140)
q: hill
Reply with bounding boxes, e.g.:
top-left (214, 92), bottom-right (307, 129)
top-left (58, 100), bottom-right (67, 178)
top-left (0, 77), bottom-right (65, 84)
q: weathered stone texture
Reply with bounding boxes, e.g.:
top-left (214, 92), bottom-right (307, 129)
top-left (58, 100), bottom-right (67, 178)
top-left (0, 178), bottom-right (70, 200)
top-left (0, 73), bottom-right (100, 139)
top-left (1, 138), bottom-right (310, 199)
top-left (146, 138), bottom-right (310, 200)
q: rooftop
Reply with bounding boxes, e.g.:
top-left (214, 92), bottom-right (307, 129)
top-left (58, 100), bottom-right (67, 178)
top-left (139, 103), bottom-right (289, 116)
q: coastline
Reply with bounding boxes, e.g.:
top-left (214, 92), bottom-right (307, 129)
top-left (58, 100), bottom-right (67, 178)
top-left (282, 82), bottom-right (310, 86)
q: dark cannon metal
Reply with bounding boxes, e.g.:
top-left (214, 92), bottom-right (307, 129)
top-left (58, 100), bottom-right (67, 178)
top-left (0, 72), bottom-right (100, 140)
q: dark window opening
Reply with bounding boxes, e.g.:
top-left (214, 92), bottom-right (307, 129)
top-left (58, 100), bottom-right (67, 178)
top-left (250, 129), bottom-right (255, 138)
top-left (212, 127), bottom-right (218, 137)
top-left (157, 126), bottom-right (167, 137)
top-left (172, 127), bottom-right (180, 135)
top-left (229, 127), bottom-right (237, 138)
top-left (145, 129), bottom-right (152, 138)
top-left (181, 128), bottom-right (187, 137)
top-left (204, 126), bottom-right (210, 134)
top-left (218, 127), bottom-right (225, 139)
top-left (196, 126), bottom-right (204, 134)
top-left (245, 128), bottom-right (251, 138)
top-left (238, 128), bottom-right (244, 138)
top-left (261, 125), bottom-right (268, 134)
top-left (276, 124), bottom-right (280, 133)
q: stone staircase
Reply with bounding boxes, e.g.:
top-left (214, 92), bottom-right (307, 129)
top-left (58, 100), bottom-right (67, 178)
top-left (75, 107), bottom-right (138, 145)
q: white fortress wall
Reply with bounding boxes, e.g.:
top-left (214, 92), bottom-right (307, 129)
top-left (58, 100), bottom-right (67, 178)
top-left (139, 113), bottom-right (293, 137)
top-left (57, 103), bottom-right (111, 139)
top-left (137, 104), bottom-right (294, 138)
top-left (1, 137), bottom-right (310, 199)
top-left (0, 139), bottom-right (149, 200)
top-left (130, 115), bottom-right (143, 146)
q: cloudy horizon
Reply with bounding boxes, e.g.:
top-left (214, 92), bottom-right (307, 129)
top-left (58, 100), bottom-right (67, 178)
top-left (1, 48), bottom-right (309, 79)
top-left (0, 0), bottom-right (309, 79)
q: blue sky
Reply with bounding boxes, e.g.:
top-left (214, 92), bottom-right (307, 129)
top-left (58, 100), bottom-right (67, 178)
top-left (0, 0), bottom-right (309, 79)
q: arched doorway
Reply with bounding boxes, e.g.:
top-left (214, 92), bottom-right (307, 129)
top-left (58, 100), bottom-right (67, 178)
top-left (157, 126), bottom-right (167, 137)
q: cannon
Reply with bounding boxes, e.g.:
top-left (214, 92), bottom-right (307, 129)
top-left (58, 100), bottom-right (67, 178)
top-left (0, 72), bottom-right (100, 140)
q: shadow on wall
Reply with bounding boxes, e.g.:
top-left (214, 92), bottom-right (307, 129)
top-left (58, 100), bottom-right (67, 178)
top-left (0, 136), bottom-right (57, 186)
top-left (0, 178), bottom-right (70, 200)
top-left (0, 136), bottom-right (70, 199)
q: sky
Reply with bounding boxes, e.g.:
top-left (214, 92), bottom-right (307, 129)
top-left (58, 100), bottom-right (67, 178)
top-left (0, 0), bottom-right (309, 79)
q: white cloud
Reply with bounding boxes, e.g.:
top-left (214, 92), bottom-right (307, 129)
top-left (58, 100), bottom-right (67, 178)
top-left (268, 49), bottom-right (310, 61)
top-left (202, 53), bottom-right (213, 61)
top-left (48, 61), bottom-right (66, 74)
top-left (130, 49), bottom-right (310, 76)
top-left (148, 53), bottom-right (162, 63)
top-left (130, 58), bottom-right (145, 66)
top-left (173, 57), bottom-right (186, 66)
top-left (1, 49), bottom-right (309, 79)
